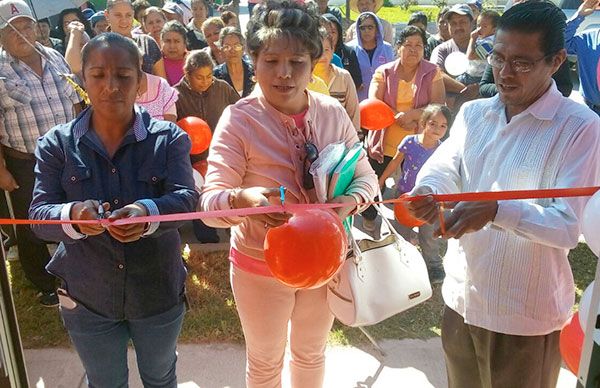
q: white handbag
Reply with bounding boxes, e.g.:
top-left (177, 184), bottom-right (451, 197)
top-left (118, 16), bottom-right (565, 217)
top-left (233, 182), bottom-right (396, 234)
top-left (326, 204), bottom-right (433, 327)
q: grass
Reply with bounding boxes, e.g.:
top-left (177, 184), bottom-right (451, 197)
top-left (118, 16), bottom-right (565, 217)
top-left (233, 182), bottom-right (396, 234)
top-left (9, 243), bottom-right (597, 348)
top-left (339, 5), bottom-right (440, 25)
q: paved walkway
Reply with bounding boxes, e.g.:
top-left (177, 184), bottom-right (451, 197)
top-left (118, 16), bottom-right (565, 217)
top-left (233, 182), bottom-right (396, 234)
top-left (25, 338), bottom-right (577, 388)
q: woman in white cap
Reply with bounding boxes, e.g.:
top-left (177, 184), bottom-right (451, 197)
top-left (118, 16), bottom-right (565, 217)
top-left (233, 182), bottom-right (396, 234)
top-left (344, 0), bottom-right (394, 44)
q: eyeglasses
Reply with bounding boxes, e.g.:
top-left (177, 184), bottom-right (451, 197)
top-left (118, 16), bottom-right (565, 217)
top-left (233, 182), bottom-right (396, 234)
top-left (303, 142), bottom-right (319, 190)
top-left (487, 53), bottom-right (549, 73)
top-left (359, 25), bottom-right (376, 32)
top-left (221, 43), bottom-right (243, 52)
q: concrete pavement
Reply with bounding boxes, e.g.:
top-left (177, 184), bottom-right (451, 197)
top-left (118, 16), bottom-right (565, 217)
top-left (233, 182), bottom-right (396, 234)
top-left (25, 338), bottom-right (577, 387)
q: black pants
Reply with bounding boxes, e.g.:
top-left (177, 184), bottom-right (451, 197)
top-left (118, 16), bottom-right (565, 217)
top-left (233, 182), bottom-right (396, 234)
top-left (5, 154), bottom-right (54, 292)
top-left (362, 155), bottom-right (393, 221)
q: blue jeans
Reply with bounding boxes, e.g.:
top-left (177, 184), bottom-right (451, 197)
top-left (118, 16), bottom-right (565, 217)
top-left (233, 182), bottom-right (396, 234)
top-left (60, 300), bottom-right (185, 388)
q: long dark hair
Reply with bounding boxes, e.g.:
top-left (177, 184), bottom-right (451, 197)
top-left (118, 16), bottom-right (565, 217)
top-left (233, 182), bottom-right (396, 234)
top-left (52, 8), bottom-right (95, 43)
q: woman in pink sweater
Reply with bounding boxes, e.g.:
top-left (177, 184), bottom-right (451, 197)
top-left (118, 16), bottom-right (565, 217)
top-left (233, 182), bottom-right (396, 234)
top-left (200, 2), bottom-right (377, 387)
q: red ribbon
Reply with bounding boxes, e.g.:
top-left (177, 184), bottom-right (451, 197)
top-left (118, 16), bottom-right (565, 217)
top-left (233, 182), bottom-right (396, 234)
top-left (13, 186), bottom-right (600, 226)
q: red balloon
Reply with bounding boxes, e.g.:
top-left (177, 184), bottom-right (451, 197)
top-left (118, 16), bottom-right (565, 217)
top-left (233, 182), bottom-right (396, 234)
top-left (560, 312), bottom-right (584, 374)
top-left (359, 98), bottom-right (395, 131)
top-left (177, 116), bottom-right (212, 155)
top-left (264, 209), bottom-right (347, 289)
top-left (394, 194), bottom-right (426, 228)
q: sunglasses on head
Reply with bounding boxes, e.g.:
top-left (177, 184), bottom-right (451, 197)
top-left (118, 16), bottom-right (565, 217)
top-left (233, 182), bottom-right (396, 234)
top-left (303, 142), bottom-right (319, 190)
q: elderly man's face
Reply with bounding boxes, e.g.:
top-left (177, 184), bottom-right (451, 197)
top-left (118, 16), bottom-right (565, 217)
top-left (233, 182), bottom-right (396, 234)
top-left (492, 29), bottom-right (565, 116)
top-left (356, 0), bottom-right (376, 13)
top-left (1, 18), bottom-right (37, 59)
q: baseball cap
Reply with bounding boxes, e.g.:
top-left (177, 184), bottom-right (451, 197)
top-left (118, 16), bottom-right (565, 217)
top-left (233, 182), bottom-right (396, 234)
top-left (162, 2), bottom-right (184, 17)
top-left (466, 0), bottom-right (483, 11)
top-left (82, 8), bottom-right (95, 20)
top-left (0, 0), bottom-right (36, 30)
top-left (90, 11), bottom-right (106, 27)
top-left (446, 4), bottom-right (475, 20)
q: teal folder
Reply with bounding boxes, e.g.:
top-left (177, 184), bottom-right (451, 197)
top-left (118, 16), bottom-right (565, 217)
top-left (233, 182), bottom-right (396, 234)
top-left (328, 142), bottom-right (362, 232)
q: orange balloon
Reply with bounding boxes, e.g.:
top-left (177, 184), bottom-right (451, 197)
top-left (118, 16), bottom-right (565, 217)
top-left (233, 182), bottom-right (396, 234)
top-left (560, 312), bottom-right (584, 374)
top-left (264, 209), bottom-right (347, 289)
top-left (177, 116), bottom-right (212, 155)
top-left (359, 98), bottom-right (395, 131)
top-left (394, 194), bottom-right (426, 228)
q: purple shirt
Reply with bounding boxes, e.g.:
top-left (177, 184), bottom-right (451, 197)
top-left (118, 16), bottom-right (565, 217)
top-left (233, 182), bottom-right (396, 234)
top-left (396, 135), bottom-right (439, 194)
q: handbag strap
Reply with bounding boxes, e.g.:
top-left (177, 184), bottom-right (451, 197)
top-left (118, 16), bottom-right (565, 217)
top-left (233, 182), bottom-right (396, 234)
top-left (372, 189), bottom-right (404, 242)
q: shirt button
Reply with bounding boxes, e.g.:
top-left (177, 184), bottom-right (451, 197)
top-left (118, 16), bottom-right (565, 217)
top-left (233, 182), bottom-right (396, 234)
top-left (111, 168), bottom-right (117, 173)
top-left (118, 264), bottom-right (124, 269)
top-left (70, 176), bottom-right (76, 181)
top-left (151, 176), bottom-right (158, 182)
top-left (113, 199), bottom-right (119, 205)
top-left (295, 144), bottom-right (300, 149)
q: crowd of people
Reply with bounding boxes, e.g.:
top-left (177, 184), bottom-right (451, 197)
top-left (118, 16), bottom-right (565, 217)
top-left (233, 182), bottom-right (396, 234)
top-left (0, 0), bottom-right (599, 386)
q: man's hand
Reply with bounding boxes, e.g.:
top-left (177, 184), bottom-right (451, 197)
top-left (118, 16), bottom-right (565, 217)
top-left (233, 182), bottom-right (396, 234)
top-left (406, 186), bottom-right (438, 224)
top-left (328, 195), bottom-right (358, 221)
top-left (435, 200), bottom-right (498, 238)
top-left (106, 203), bottom-right (148, 243)
top-left (231, 187), bottom-right (291, 228)
top-left (0, 167), bottom-right (18, 192)
top-left (578, 0), bottom-right (598, 17)
top-left (70, 200), bottom-right (108, 236)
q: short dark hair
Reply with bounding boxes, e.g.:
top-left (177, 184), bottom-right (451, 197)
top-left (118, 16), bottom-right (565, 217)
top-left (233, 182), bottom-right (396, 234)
top-left (81, 32), bottom-right (142, 76)
top-left (438, 6), bottom-right (450, 22)
top-left (498, 1), bottom-right (566, 58)
top-left (408, 11), bottom-right (428, 28)
top-left (161, 20), bottom-right (188, 42)
top-left (221, 11), bottom-right (237, 25)
top-left (396, 25), bottom-right (427, 47)
top-left (184, 49), bottom-right (215, 72)
top-left (246, 1), bottom-right (322, 61)
top-left (479, 10), bottom-right (500, 28)
top-left (132, 0), bottom-right (151, 20)
top-left (37, 18), bottom-right (51, 27)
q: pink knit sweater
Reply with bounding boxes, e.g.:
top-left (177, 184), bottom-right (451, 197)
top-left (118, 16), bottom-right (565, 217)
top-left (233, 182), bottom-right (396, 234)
top-left (200, 90), bottom-right (378, 260)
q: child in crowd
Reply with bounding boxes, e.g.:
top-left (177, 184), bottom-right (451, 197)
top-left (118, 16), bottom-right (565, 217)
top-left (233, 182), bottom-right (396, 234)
top-left (461, 10), bottom-right (500, 85)
top-left (161, 20), bottom-right (189, 86)
top-left (378, 104), bottom-right (452, 284)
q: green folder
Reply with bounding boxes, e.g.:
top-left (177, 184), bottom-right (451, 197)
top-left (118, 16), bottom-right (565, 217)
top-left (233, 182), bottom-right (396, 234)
top-left (328, 142), bottom-right (363, 231)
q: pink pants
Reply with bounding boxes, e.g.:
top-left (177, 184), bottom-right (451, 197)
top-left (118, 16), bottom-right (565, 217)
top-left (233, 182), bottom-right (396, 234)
top-left (230, 264), bottom-right (335, 388)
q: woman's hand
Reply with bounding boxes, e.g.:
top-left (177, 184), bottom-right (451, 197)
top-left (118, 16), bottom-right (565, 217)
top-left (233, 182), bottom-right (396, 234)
top-left (70, 200), bottom-right (109, 236)
top-left (328, 195), bottom-right (358, 221)
top-left (106, 203), bottom-right (148, 243)
top-left (231, 187), bottom-right (291, 228)
top-left (67, 21), bottom-right (85, 37)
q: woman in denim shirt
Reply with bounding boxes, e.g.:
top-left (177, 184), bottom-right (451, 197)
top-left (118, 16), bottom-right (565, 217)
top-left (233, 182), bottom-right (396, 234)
top-left (29, 33), bottom-right (198, 388)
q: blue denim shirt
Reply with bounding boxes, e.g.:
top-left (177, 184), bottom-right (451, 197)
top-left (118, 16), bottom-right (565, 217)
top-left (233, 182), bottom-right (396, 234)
top-left (29, 106), bottom-right (199, 319)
